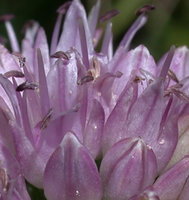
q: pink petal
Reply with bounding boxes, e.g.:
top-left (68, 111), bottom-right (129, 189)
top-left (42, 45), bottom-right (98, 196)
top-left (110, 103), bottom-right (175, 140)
top-left (88, 0), bottom-right (101, 38)
top-left (47, 52), bottom-right (78, 112)
top-left (101, 22), bottom-right (113, 60)
top-left (84, 99), bottom-right (105, 159)
top-left (102, 80), bottom-right (137, 154)
top-left (153, 156), bottom-right (189, 200)
top-left (44, 132), bottom-right (102, 200)
top-left (57, 0), bottom-right (93, 55)
top-left (0, 142), bottom-right (31, 200)
top-left (34, 28), bottom-right (50, 75)
top-left (179, 176), bottom-right (189, 200)
top-left (100, 137), bottom-right (157, 200)
top-left (116, 14), bottom-right (147, 52)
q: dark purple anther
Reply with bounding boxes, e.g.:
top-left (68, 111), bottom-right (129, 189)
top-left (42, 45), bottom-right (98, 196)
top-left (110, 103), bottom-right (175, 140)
top-left (57, 2), bottom-right (72, 14)
top-left (77, 75), bottom-right (94, 85)
top-left (4, 70), bottom-right (24, 78)
top-left (100, 9), bottom-right (120, 22)
top-left (136, 5), bottom-right (155, 16)
top-left (0, 14), bottom-right (14, 22)
top-left (16, 81), bottom-right (38, 92)
top-left (22, 20), bottom-right (36, 34)
top-left (51, 51), bottom-right (70, 60)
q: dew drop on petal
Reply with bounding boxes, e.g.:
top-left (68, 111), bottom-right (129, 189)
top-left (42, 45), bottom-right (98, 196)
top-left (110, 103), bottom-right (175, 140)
top-left (97, 92), bottom-right (102, 97)
top-left (75, 190), bottom-right (80, 197)
top-left (93, 124), bottom-right (98, 130)
top-left (147, 144), bottom-right (152, 149)
top-left (159, 139), bottom-right (165, 145)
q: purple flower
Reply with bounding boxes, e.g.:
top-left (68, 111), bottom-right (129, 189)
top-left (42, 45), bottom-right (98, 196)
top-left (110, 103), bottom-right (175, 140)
top-left (0, 0), bottom-right (189, 199)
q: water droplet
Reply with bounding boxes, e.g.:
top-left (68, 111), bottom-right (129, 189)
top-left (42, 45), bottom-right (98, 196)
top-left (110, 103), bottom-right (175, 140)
top-left (97, 92), bottom-right (101, 96)
top-left (147, 144), bottom-right (152, 149)
top-left (159, 139), bottom-right (165, 145)
top-left (75, 190), bottom-right (80, 196)
top-left (93, 124), bottom-right (97, 130)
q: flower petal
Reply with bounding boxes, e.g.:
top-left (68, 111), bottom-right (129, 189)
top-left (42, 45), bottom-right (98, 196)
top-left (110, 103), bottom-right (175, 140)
top-left (102, 80), bottom-right (137, 154)
top-left (100, 137), bottom-right (157, 200)
top-left (44, 132), bottom-right (102, 200)
top-left (153, 156), bottom-right (189, 200)
top-left (57, 0), bottom-right (93, 55)
top-left (84, 99), bottom-right (105, 159)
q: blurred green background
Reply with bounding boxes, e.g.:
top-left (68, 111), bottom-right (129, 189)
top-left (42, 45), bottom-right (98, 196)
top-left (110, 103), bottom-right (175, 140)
top-left (0, 0), bottom-right (188, 59)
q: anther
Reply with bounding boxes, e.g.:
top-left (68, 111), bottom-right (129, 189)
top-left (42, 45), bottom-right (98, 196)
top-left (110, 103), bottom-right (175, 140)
top-left (100, 9), bottom-right (120, 22)
top-left (77, 75), bottom-right (94, 85)
top-left (4, 70), bottom-right (24, 78)
top-left (22, 20), bottom-right (36, 34)
top-left (12, 52), bottom-right (26, 67)
top-left (57, 2), bottom-right (72, 14)
top-left (0, 14), bottom-right (14, 22)
top-left (167, 69), bottom-right (179, 83)
top-left (16, 81), bottom-right (38, 92)
top-left (51, 51), bottom-right (70, 60)
top-left (39, 108), bottom-right (53, 129)
top-left (136, 5), bottom-right (155, 16)
top-left (0, 168), bottom-right (9, 192)
top-left (133, 75), bottom-right (145, 83)
top-left (0, 36), bottom-right (7, 45)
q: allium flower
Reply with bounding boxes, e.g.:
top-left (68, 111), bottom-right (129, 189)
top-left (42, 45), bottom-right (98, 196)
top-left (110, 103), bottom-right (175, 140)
top-left (0, 0), bottom-right (189, 200)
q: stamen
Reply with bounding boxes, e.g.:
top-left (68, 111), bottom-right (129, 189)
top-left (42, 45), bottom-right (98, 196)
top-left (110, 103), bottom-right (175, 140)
top-left (88, 57), bottom-right (101, 79)
top-left (133, 75), bottom-right (145, 83)
top-left (51, 51), bottom-right (70, 60)
top-left (100, 9), bottom-right (120, 22)
top-left (4, 70), bottom-right (24, 78)
top-left (0, 36), bottom-right (7, 45)
top-left (39, 108), bottom-right (53, 129)
top-left (78, 20), bottom-right (90, 68)
top-left (117, 14), bottom-right (147, 51)
top-left (56, 2), bottom-right (72, 14)
top-left (21, 20), bottom-right (36, 34)
top-left (12, 52), bottom-right (26, 67)
top-left (0, 14), bottom-right (20, 52)
top-left (0, 14), bottom-right (14, 22)
top-left (164, 83), bottom-right (189, 102)
top-left (167, 69), bottom-right (179, 83)
top-left (172, 89), bottom-right (189, 102)
top-left (160, 46), bottom-right (175, 80)
top-left (0, 168), bottom-right (9, 192)
top-left (136, 5), bottom-right (155, 16)
top-left (77, 75), bottom-right (94, 85)
top-left (16, 81), bottom-right (38, 92)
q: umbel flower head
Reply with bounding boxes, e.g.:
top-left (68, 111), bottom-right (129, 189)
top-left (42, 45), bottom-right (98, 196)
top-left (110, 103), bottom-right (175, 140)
top-left (0, 0), bottom-right (189, 199)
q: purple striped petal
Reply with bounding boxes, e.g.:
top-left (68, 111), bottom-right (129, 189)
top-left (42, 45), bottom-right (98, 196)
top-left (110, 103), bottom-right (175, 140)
top-left (10, 123), bottom-right (47, 188)
top-left (153, 156), bottom-right (189, 200)
top-left (43, 132), bottom-right (102, 200)
top-left (101, 22), bottom-right (113, 60)
top-left (84, 99), bottom-right (105, 159)
top-left (57, 0), bottom-right (93, 55)
top-left (100, 137), bottom-right (157, 200)
top-left (170, 46), bottom-right (189, 81)
top-left (34, 28), bottom-right (50, 75)
top-left (102, 80), bottom-right (137, 154)
top-left (129, 188), bottom-right (160, 200)
top-left (116, 14), bottom-right (147, 52)
top-left (47, 52), bottom-right (78, 113)
top-left (110, 45), bottom-right (157, 106)
top-left (0, 142), bottom-right (31, 200)
top-left (179, 176), bottom-right (189, 200)
top-left (88, 0), bottom-right (100, 38)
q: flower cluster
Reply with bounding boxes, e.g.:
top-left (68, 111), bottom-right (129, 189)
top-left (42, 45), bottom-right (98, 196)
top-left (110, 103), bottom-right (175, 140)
top-left (0, 0), bottom-right (189, 199)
